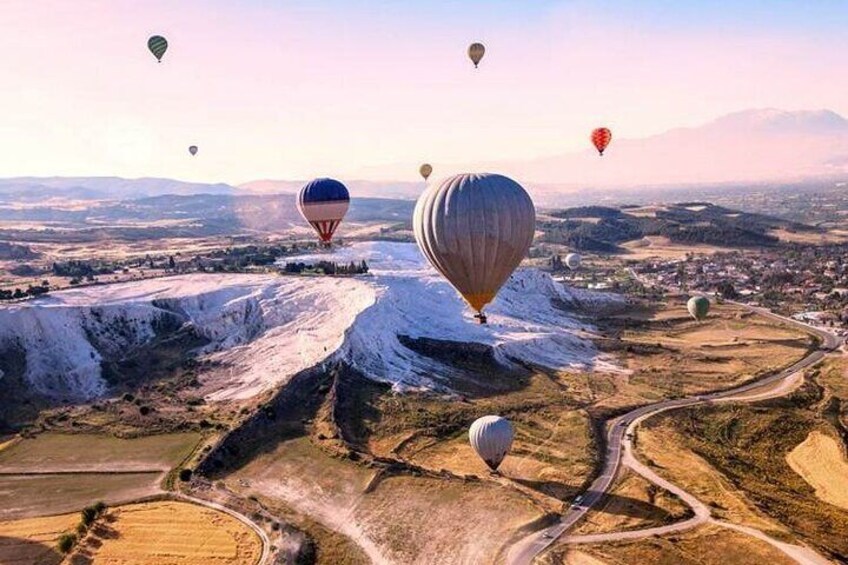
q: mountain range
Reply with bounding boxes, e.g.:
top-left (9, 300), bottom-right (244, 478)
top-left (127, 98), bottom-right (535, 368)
top-left (2, 109), bottom-right (846, 204)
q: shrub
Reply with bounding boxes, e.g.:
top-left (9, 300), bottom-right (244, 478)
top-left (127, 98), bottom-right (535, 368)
top-left (139, 405), bottom-right (151, 416)
top-left (57, 533), bottom-right (77, 553)
top-left (81, 506), bottom-right (97, 526)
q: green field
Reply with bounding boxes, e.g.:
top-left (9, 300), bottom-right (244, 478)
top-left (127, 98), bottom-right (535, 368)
top-left (0, 432), bottom-right (201, 520)
top-left (0, 432), bottom-right (200, 472)
top-left (0, 472), bottom-right (163, 519)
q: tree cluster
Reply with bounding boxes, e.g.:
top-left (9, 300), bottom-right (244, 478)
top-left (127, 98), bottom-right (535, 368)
top-left (0, 282), bottom-right (49, 301)
top-left (282, 260), bottom-right (369, 275)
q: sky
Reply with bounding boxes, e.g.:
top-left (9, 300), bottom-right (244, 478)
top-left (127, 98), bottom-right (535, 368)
top-left (1, 0), bottom-right (847, 184)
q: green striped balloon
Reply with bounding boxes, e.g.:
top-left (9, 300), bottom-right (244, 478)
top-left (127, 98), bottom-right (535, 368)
top-left (148, 35), bottom-right (168, 63)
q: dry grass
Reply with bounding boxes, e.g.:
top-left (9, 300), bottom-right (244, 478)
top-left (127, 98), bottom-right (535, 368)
top-left (229, 436), bottom-right (540, 565)
top-left (542, 524), bottom-right (796, 565)
top-left (572, 470), bottom-right (691, 535)
top-left (0, 432), bottom-right (200, 473)
top-left (635, 382), bottom-right (848, 559)
top-left (73, 501), bottom-right (261, 564)
top-left (398, 406), bottom-right (595, 501)
top-left (0, 513), bottom-right (76, 565)
top-left (619, 236), bottom-right (727, 260)
top-left (786, 430), bottom-right (848, 510)
top-left (605, 302), bottom-right (812, 405)
top-left (769, 228), bottom-right (848, 244)
top-left (635, 422), bottom-right (784, 532)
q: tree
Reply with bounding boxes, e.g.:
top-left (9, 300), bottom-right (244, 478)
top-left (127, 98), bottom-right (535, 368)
top-left (716, 280), bottom-right (738, 300)
top-left (168, 255), bottom-right (176, 270)
top-left (179, 468), bottom-right (193, 482)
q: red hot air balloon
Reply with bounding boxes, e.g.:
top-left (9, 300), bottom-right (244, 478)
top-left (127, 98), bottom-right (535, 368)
top-left (591, 127), bottom-right (612, 156)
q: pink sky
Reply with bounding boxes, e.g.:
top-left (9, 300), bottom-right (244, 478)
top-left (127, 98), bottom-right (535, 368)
top-left (1, 0), bottom-right (846, 184)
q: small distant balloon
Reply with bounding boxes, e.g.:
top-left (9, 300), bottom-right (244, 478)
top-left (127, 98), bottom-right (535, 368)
top-left (419, 163), bottom-right (433, 181)
top-left (565, 253), bottom-right (582, 270)
top-left (468, 43), bottom-right (485, 68)
top-left (188, 145), bottom-right (198, 156)
top-left (591, 127), bottom-right (612, 156)
top-left (148, 35), bottom-right (168, 63)
top-left (687, 296), bottom-right (710, 321)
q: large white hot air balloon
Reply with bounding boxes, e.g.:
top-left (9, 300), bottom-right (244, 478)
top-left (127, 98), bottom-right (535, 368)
top-left (469, 415), bottom-right (514, 472)
top-left (413, 173), bottom-right (536, 323)
top-left (565, 252), bottom-right (582, 270)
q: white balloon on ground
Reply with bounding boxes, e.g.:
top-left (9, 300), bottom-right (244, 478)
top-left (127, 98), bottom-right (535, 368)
top-left (469, 415), bottom-right (514, 471)
top-left (565, 253), bottom-right (582, 270)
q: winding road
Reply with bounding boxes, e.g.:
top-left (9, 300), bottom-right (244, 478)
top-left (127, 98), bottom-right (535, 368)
top-left (506, 303), bottom-right (840, 565)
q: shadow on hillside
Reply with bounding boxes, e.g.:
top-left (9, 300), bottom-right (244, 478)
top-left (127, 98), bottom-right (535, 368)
top-left (510, 477), bottom-right (578, 501)
top-left (577, 490), bottom-right (684, 521)
top-left (0, 535), bottom-right (64, 565)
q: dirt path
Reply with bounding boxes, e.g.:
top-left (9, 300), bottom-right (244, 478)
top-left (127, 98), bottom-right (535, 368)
top-left (506, 305), bottom-right (840, 565)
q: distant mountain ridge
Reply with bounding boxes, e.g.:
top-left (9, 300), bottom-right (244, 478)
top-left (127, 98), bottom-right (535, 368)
top-left (2, 109), bottom-right (847, 204)
top-left (505, 108), bottom-right (848, 191)
top-left (0, 176), bottom-right (236, 201)
top-left (351, 108), bottom-right (848, 201)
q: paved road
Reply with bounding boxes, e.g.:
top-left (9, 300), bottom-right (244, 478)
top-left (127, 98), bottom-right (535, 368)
top-left (505, 304), bottom-right (839, 565)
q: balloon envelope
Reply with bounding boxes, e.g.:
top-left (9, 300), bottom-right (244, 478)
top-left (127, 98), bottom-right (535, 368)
top-left (469, 415), bottom-right (514, 471)
top-left (188, 145), bottom-right (198, 156)
top-left (468, 43), bottom-right (485, 68)
top-left (297, 178), bottom-right (350, 244)
top-left (565, 253), bottom-right (582, 270)
top-left (591, 127), bottom-right (612, 156)
top-left (687, 296), bottom-right (710, 321)
top-left (419, 163), bottom-right (433, 181)
top-left (413, 173), bottom-right (535, 317)
top-left (148, 35), bottom-right (168, 62)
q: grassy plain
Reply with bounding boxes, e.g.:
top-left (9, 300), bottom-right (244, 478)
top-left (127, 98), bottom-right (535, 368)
top-left (0, 432), bottom-right (200, 472)
top-left (0, 472), bottom-right (162, 520)
top-left (0, 432), bottom-right (200, 519)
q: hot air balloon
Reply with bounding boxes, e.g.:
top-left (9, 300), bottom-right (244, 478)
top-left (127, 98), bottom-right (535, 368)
top-left (188, 145), bottom-right (198, 156)
top-left (413, 173), bottom-right (535, 324)
top-left (591, 127), bottom-right (612, 156)
top-left (469, 415), bottom-right (514, 472)
top-left (468, 43), bottom-right (485, 68)
top-left (419, 163), bottom-right (433, 181)
top-left (148, 35), bottom-right (168, 63)
top-left (565, 253), bottom-right (582, 270)
top-left (297, 178), bottom-right (350, 245)
top-left (687, 296), bottom-right (710, 321)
